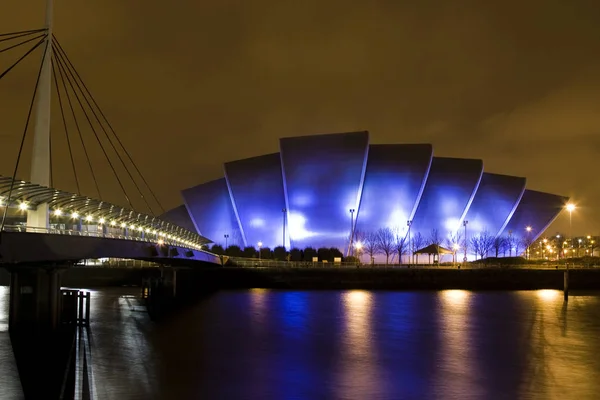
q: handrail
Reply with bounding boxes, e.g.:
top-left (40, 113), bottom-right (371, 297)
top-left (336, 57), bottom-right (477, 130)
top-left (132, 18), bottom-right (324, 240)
top-left (1, 224), bottom-right (205, 252)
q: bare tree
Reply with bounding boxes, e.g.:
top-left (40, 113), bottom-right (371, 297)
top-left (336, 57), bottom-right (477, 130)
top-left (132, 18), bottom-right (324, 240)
top-left (363, 231), bottom-right (378, 264)
top-left (521, 235), bottom-right (534, 259)
top-left (479, 230), bottom-right (495, 259)
top-left (375, 227), bottom-right (395, 264)
top-left (492, 236), bottom-right (505, 258)
top-left (469, 236), bottom-right (482, 259)
top-left (470, 231), bottom-right (495, 260)
top-left (394, 228), bottom-right (408, 265)
top-left (411, 232), bottom-right (425, 264)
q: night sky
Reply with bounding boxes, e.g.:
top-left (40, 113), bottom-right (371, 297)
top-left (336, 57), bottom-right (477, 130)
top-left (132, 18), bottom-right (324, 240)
top-left (1, 1), bottom-right (599, 236)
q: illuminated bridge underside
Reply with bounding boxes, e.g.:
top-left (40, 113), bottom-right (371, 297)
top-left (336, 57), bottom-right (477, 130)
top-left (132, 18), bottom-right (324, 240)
top-left (410, 157), bottom-right (483, 239)
top-left (175, 131), bottom-right (568, 256)
top-left (280, 131), bottom-right (369, 250)
top-left (356, 144), bottom-right (432, 235)
top-left (463, 173), bottom-right (526, 238)
top-left (225, 153), bottom-right (286, 249)
top-left (0, 232), bottom-right (220, 265)
top-left (182, 178), bottom-right (242, 247)
top-left (500, 190), bottom-right (569, 246)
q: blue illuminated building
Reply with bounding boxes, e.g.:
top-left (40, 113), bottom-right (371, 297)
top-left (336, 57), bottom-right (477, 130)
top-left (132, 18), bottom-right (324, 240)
top-left (165, 132), bottom-right (568, 258)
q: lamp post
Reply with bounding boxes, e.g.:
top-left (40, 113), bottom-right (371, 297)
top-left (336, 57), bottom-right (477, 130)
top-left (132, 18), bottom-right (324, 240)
top-left (224, 234), bottom-right (229, 250)
top-left (463, 220), bottom-right (468, 263)
top-left (354, 242), bottom-right (362, 264)
top-left (452, 243), bottom-right (459, 266)
top-left (566, 203), bottom-right (575, 251)
top-left (525, 226), bottom-right (532, 260)
top-left (407, 220), bottom-right (412, 266)
top-left (258, 241), bottom-right (263, 260)
top-left (349, 208), bottom-right (355, 256)
top-left (508, 230), bottom-right (513, 257)
top-left (282, 208), bottom-right (287, 250)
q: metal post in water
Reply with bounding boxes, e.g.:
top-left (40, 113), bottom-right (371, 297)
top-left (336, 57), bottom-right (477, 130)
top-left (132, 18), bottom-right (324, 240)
top-left (564, 266), bottom-right (569, 301)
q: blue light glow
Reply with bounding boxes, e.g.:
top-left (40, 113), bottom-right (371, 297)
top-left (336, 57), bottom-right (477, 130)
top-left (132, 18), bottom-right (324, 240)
top-left (175, 134), bottom-right (567, 257)
top-left (280, 132), bottom-right (369, 249)
top-left (356, 144), bottom-right (432, 234)
top-left (410, 157), bottom-right (483, 240)
top-left (499, 190), bottom-right (569, 251)
top-left (224, 153), bottom-right (288, 248)
top-left (182, 178), bottom-right (242, 247)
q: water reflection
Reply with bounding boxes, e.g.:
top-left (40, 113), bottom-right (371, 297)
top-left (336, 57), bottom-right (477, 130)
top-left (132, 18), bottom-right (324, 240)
top-left (517, 290), bottom-right (600, 398)
top-left (436, 290), bottom-right (482, 398)
top-left (337, 290), bottom-right (380, 398)
top-left (0, 286), bottom-right (8, 332)
top-left (0, 286), bottom-right (23, 400)
top-left (3, 288), bottom-right (600, 399)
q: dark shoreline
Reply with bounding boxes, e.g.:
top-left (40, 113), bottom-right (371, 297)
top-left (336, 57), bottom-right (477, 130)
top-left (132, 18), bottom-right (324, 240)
top-left (3, 266), bottom-right (600, 291)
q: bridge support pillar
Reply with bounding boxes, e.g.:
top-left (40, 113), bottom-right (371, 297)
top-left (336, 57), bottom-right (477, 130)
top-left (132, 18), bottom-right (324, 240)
top-left (7, 265), bottom-right (70, 399)
top-left (8, 266), bottom-right (62, 335)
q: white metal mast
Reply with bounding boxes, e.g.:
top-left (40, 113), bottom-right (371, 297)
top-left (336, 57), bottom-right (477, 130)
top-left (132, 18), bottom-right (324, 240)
top-left (27, 0), bottom-right (53, 229)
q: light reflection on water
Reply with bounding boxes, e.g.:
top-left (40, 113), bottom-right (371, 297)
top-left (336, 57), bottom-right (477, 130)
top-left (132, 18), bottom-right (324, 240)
top-left (1, 288), bottom-right (600, 399)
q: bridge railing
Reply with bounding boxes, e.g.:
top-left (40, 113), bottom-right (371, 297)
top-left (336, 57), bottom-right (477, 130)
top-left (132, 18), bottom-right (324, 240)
top-left (1, 224), bottom-right (204, 252)
top-left (228, 259), bottom-right (599, 269)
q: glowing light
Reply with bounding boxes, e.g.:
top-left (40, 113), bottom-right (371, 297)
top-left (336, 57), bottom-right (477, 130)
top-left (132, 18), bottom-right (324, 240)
top-left (120, 222), bottom-right (126, 228)
top-left (18, 202), bottom-right (28, 211)
top-left (526, 226), bottom-right (532, 232)
top-left (85, 215), bottom-right (93, 222)
top-left (158, 239), bottom-right (164, 245)
top-left (258, 241), bottom-right (263, 248)
top-left (71, 212), bottom-right (79, 219)
top-left (249, 218), bottom-right (266, 228)
top-left (442, 290), bottom-right (470, 305)
top-left (354, 242), bottom-right (362, 250)
top-left (566, 203), bottom-right (575, 212)
top-left (54, 209), bottom-right (62, 216)
top-left (110, 220), bottom-right (116, 226)
top-left (98, 218), bottom-right (105, 224)
top-left (537, 289), bottom-right (559, 301)
top-left (453, 243), bottom-right (460, 251)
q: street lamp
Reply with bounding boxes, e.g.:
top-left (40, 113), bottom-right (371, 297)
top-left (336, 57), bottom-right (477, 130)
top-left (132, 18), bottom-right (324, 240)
top-left (462, 220), bottom-right (468, 263)
top-left (349, 209), bottom-right (356, 256)
top-left (566, 203), bottom-right (575, 250)
top-left (258, 241), bottom-right (263, 260)
top-left (452, 243), bottom-right (459, 265)
top-left (407, 220), bottom-right (412, 266)
top-left (224, 234), bottom-right (229, 250)
top-left (525, 226), bottom-right (532, 259)
top-left (354, 242), bottom-right (362, 263)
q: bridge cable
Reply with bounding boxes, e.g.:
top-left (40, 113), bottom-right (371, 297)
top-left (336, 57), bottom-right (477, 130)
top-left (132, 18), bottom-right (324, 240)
top-left (52, 46), bottom-right (134, 209)
top-left (52, 47), bottom-right (102, 200)
top-left (0, 33), bottom-right (45, 52)
top-left (0, 35), bottom-right (46, 82)
top-left (53, 38), bottom-right (157, 214)
top-left (51, 57), bottom-right (82, 195)
top-left (53, 36), bottom-right (165, 215)
top-left (0, 36), bottom-right (48, 236)
top-left (0, 28), bottom-right (46, 38)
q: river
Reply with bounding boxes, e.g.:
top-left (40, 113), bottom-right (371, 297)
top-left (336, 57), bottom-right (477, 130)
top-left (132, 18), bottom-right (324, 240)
top-left (2, 287), bottom-right (600, 399)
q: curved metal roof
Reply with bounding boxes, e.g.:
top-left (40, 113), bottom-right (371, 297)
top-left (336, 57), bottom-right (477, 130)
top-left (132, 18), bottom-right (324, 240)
top-left (0, 175), bottom-right (212, 248)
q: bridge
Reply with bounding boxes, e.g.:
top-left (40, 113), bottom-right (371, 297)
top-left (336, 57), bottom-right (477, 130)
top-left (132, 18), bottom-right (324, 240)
top-left (1, 3), bottom-right (222, 397)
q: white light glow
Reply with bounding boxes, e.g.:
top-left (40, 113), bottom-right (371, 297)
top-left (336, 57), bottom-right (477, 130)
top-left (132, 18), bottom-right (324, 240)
top-left (54, 209), bottom-right (62, 216)
top-left (99, 218), bottom-right (105, 224)
top-left (18, 202), bottom-right (28, 211)
top-left (71, 212), bottom-right (79, 219)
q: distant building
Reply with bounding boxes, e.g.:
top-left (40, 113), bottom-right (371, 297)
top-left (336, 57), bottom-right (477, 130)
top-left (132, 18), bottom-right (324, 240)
top-left (163, 131), bottom-right (568, 259)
